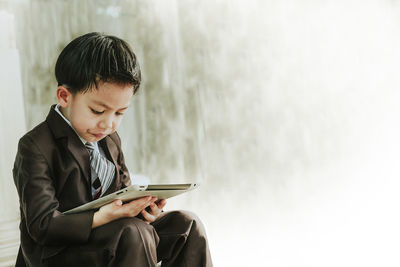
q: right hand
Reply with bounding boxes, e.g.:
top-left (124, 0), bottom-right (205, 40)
top-left (92, 196), bottom-right (157, 228)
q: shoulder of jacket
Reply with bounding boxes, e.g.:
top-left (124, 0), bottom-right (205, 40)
top-left (18, 121), bottom-right (55, 153)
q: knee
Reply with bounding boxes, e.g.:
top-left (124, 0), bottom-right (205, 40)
top-left (116, 217), bottom-right (159, 246)
top-left (168, 210), bottom-right (208, 238)
top-left (108, 218), bottom-right (159, 264)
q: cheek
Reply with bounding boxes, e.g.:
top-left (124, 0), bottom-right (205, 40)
top-left (73, 117), bottom-right (90, 132)
top-left (113, 117), bottom-right (123, 129)
top-left (72, 111), bottom-right (98, 130)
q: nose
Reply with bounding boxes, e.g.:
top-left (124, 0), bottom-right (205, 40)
top-left (98, 115), bottom-right (114, 130)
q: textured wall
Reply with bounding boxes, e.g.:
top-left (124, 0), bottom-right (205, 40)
top-left (2, 0), bottom-right (400, 266)
top-left (0, 6), bottom-right (25, 266)
top-left (13, 0), bottom-right (207, 183)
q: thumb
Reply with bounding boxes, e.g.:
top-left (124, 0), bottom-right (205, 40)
top-left (114, 199), bottom-right (123, 206)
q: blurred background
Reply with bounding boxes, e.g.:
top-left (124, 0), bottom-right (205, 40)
top-left (1, 0), bottom-right (400, 266)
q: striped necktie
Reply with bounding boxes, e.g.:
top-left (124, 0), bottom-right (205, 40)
top-left (85, 142), bottom-right (115, 199)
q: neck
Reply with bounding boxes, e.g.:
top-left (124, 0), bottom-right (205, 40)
top-left (59, 106), bottom-right (70, 121)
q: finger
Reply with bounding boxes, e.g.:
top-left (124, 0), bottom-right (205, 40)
top-left (125, 196), bottom-right (152, 208)
top-left (120, 196), bottom-right (152, 214)
top-left (113, 199), bottom-right (123, 206)
top-left (104, 199), bottom-right (122, 209)
top-left (141, 209), bottom-right (156, 223)
top-left (119, 197), bottom-right (153, 217)
top-left (148, 203), bottom-right (160, 215)
top-left (157, 199), bottom-right (167, 209)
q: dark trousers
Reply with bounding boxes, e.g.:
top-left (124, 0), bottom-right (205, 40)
top-left (40, 210), bottom-right (213, 267)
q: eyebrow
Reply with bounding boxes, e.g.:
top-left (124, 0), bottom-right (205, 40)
top-left (92, 100), bottom-right (129, 111)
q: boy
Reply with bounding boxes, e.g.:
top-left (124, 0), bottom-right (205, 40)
top-left (13, 32), bottom-right (213, 267)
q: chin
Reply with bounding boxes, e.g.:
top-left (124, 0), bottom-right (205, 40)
top-left (83, 135), bottom-right (98, 142)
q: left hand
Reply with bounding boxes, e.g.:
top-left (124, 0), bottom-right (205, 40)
top-left (141, 199), bottom-right (167, 223)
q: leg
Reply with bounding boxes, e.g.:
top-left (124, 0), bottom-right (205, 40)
top-left (152, 210), bottom-right (213, 267)
top-left (43, 217), bottom-right (159, 267)
top-left (112, 218), bottom-right (159, 267)
top-left (15, 246), bottom-right (27, 267)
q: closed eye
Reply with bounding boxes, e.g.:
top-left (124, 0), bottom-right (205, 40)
top-left (91, 108), bottom-right (104, 115)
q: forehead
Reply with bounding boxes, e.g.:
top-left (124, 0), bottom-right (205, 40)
top-left (83, 82), bottom-right (134, 108)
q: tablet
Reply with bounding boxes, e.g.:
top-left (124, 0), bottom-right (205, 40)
top-left (63, 183), bottom-right (199, 214)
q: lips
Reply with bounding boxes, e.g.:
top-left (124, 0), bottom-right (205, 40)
top-left (91, 133), bottom-right (106, 138)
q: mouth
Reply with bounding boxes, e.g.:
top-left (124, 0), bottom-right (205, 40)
top-left (91, 133), bottom-right (106, 139)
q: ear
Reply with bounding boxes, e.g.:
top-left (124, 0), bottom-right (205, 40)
top-left (56, 86), bottom-right (72, 107)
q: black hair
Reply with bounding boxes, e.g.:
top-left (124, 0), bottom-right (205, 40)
top-left (55, 32), bottom-right (141, 94)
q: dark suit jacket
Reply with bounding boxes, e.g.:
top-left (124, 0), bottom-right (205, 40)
top-left (13, 105), bottom-right (131, 267)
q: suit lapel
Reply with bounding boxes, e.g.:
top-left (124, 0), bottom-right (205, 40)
top-left (66, 137), bottom-right (92, 187)
top-left (46, 105), bottom-right (92, 191)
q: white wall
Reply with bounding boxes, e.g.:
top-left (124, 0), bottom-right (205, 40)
top-left (0, 8), bottom-right (26, 267)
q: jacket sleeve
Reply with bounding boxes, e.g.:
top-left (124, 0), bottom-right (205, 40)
top-left (13, 135), bottom-right (95, 246)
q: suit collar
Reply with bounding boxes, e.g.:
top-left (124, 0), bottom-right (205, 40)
top-left (100, 137), bottom-right (119, 168)
top-left (46, 105), bottom-right (92, 189)
top-left (46, 105), bottom-right (77, 140)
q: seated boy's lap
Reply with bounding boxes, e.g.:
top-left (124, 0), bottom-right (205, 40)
top-left (43, 216), bottom-right (157, 265)
top-left (44, 210), bottom-right (196, 256)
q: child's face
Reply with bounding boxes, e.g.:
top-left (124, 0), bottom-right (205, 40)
top-left (57, 82), bottom-right (133, 142)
